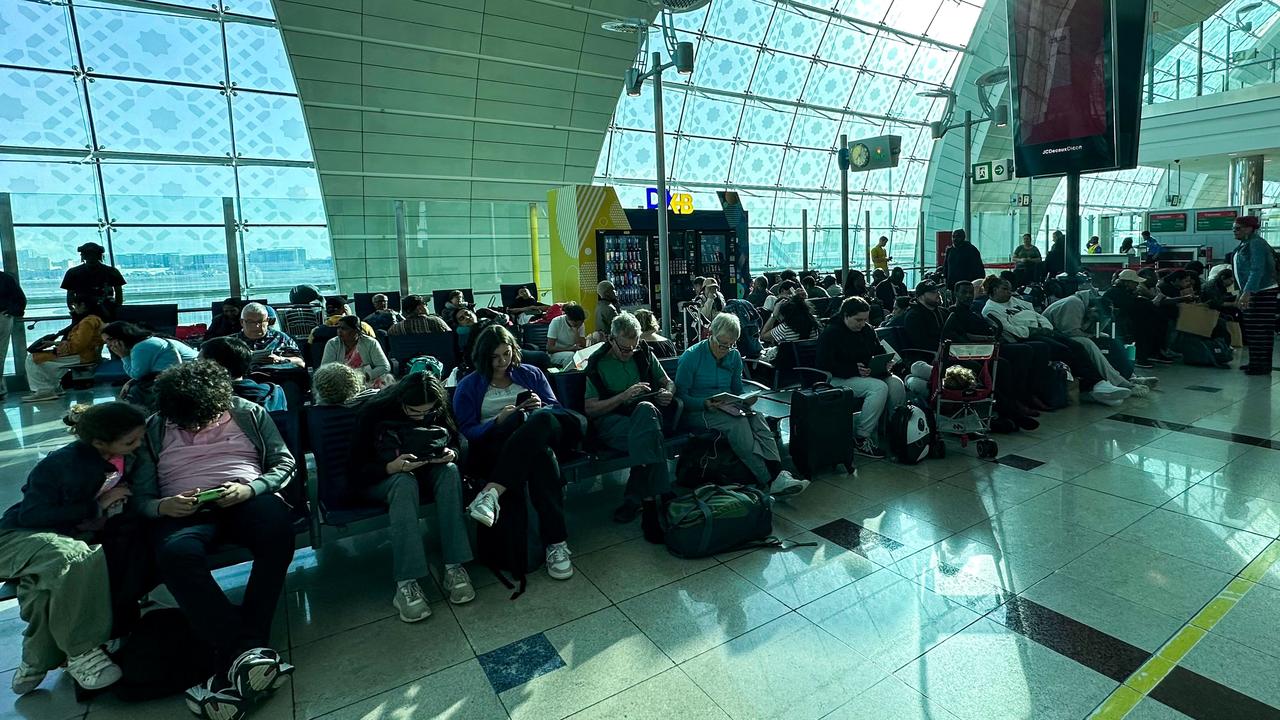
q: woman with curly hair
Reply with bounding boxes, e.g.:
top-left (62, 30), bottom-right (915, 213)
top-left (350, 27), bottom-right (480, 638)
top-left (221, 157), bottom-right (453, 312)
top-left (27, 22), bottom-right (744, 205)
top-left (130, 361), bottom-right (296, 717)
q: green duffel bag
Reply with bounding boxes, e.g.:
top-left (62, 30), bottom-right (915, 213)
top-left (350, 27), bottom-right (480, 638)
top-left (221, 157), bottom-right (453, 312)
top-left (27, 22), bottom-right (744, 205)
top-left (661, 484), bottom-right (778, 559)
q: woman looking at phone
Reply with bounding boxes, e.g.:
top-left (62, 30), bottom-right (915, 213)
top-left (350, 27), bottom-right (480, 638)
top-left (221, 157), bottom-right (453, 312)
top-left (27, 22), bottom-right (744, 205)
top-left (349, 372), bottom-right (475, 622)
top-left (452, 325), bottom-right (576, 582)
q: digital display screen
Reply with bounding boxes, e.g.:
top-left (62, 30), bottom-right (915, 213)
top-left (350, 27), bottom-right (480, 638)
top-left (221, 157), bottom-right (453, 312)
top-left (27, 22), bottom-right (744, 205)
top-left (1014, 0), bottom-right (1109, 146)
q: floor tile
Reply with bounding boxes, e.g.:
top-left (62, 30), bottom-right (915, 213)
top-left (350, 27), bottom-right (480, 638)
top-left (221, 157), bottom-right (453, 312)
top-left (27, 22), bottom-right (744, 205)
top-left (451, 572), bottom-right (610, 655)
top-left (88, 686), bottom-right (292, 719)
top-left (564, 667), bottom-right (729, 720)
top-left (1124, 698), bottom-right (1194, 720)
top-left (842, 504), bottom-right (955, 559)
top-left (1011, 484), bottom-right (1154, 535)
top-left (499, 607), bottom-right (671, 720)
top-left (1161, 483), bottom-right (1280, 538)
top-left (1030, 422), bottom-right (1164, 461)
top-left (1200, 460), bottom-right (1280, 504)
top-left (1014, 572), bottom-right (1184, 653)
top-left (1116, 508), bottom-right (1271, 575)
top-left (309, 658), bottom-right (507, 720)
top-left (680, 612), bottom-right (887, 720)
top-left (797, 568), bottom-right (981, 673)
top-left (1108, 445), bottom-right (1226, 484)
top-left (1208, 582), bottom-right (1280, 661)
top-left (0, 613), bottom-right (23, 674)
top-left (820, 461), bottom-right (935, 506)
top-left (986, 595), bottom-right (1149, 682)
top-left (1141, 432), bottom-right (1254, 463)
top-left (1175, 630), bottom-right (1280, 711)
top-left (888, 537), bottom-right (1053, 614)
top-left (618, 565), bottom-right (788, 664)
top-left (1057, 537), bottom-right (1234, 622)
top-left (562, 478), bottom-right (644, 556)
top-left (770, 479), bottom-right (875, 532)
top-left (994, 453), bottom-right (1045, 472)
top-left (574, 536), bottom-right (717, 604)
top-left (287, 565), bottom-right (440, 648)
top-left (897, 453), bottom-right (987, 481)
top-left (881, 482), bottom-right (999, 533)
top-left (0, 669), bottom-right (86, 720)
top-left (893, 617), bottom-right (1118, 720)
top-left (725, 531), bottom-right (880, 609)
top-left (824, 675), bottom-right (961, 719)
top-left (477, 633), bottom-right (566, 695)
top-left (1067, 462), bottom-right (1196, 507)
top-left (994, 443), bottom-right (1106, 481)
top-left (291, 610), bottom-right (474, 719)
top-left (940, 463), bottom-right (1061, 511)
top-left (961, 506), bottom-right (1110, 570)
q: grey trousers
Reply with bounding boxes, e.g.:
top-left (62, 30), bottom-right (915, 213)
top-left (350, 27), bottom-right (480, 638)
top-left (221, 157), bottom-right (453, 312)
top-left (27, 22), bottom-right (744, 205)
top-left (1067, 336), bottom-right (1130, 388)
top-left (592, 402), bottom-right (672, 500)
top-left (361, 463), bottom-right (473, 582)
top-left (682, 408), bottom-right (781, 485)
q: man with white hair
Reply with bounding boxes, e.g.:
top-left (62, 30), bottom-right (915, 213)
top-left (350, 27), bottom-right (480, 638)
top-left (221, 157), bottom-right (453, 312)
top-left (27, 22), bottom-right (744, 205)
top-left (674, 313), bottom-right (808, 496)
top-left (583, 312), bottom-right (674, 530)
top-left (235, 302), bottom-right (303, 369)
top-left (362, 294), bottom-right (403, 333)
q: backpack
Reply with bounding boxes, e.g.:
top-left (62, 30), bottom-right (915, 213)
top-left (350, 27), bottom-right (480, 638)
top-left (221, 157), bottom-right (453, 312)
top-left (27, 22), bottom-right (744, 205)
top-left (405, 355), bottom-right (444, 378)
top-left (674, 433), bottom-right (756, 489)
top-left (1174, 332), bottom-right (1233, 367)
top-left (1040, 361), bottom-right (1071, 409)
top-left (108, 608), bottom-right (214, 701)
top-left (660, 484), bottom-right (776, 558)
top-left (887, 400), bottom-right (935, 464)
top-left (724, 299), bottom-right (763, 359)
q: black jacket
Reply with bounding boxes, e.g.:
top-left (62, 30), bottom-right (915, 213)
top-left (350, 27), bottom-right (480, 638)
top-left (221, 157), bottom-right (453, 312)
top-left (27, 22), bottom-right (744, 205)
top-left (0, 441), bottom-right (121, 534)
top-left (1045, 243), bottom-right (1065, 280)
top-left (874, 279), bottom-right (906, 310)
top-left (0, 271), bottom-right (26, 318)
top-left (816, 320), bottom-right (888, 380)
top-left (350, 397), bottom-right (462, 488)
top-left (943, 241), bottom-right (985, 288)
top-left (901, 303), bottom-right (945, 353)
top-left (942, 303), bottom-right (996, 342)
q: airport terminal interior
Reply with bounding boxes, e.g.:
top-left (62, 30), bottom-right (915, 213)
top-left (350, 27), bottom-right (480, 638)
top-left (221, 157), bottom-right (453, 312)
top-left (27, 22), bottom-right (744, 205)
top-left (2, 0), bottom-right (1280, 718)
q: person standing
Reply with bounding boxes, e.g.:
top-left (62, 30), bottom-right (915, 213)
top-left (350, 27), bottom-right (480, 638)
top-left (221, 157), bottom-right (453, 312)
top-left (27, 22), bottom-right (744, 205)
top-left (1044, 231), bottom-right (1066, 281)
top-left (0, 269), bottom-right (27, 400)
top-left (942, 228), bottom-right (984, 290)
top-left (1232, 215), bottom-right (1277, 375)
top-left (60, 242), bottom-right (125, 313)
top-left (870, 236), bottom-right (891, 273)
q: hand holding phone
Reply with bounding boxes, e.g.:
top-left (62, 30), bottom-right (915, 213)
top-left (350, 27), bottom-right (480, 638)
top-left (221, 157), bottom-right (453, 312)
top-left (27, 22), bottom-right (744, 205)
top-left (192, 487), bottom-right (227, 505)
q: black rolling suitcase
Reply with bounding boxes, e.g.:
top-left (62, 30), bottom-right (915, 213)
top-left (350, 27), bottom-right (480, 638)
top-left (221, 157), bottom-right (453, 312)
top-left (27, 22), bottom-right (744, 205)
top-left (789, 383), bottom-right (859, 477)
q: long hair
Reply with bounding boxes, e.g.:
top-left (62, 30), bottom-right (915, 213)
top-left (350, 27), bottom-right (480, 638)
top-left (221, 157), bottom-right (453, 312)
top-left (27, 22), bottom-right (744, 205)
top-left (778, 297), bottom-right (819, 339)
top-left (368, 371), bottom-right (458, 436)
top-left (471, 324), bottom-right (522, 383)
top-left (101, 321), bottom-right (154, 349)
top-left (842, 270), bottom-right (867, 297)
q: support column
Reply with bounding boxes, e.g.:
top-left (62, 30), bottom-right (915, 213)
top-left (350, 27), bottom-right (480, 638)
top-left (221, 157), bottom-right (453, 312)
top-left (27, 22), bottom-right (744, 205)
top-left (1228, 155), bottom-right (1264, 206)
top-left (1065, 173), bottom-right (1081, 276)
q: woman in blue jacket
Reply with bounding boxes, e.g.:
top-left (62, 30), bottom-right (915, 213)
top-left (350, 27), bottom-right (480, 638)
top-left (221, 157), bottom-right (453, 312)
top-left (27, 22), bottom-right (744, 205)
top-left (452, 324), bottom-right (576, 582)
top-left (101, 321), bottom-right (196, 407)
top-left (1232, 215), bottom-right (1277, 374)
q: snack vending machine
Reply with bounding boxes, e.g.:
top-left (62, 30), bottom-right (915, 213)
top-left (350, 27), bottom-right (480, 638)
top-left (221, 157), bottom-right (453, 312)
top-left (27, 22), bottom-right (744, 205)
top-left (596, 230), bottom-right (697, 325)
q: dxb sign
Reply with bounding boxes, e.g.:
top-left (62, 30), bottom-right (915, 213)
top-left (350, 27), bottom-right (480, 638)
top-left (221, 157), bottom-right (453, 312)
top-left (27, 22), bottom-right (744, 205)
top-left (645, 187), bottom-right (694, 214)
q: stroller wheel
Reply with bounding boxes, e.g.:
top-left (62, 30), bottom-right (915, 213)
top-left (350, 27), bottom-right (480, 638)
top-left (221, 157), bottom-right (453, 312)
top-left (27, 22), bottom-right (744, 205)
top-left (929, 439), bottom-right (947, 459)
top-left (976, 439), bottom-right (998, 459)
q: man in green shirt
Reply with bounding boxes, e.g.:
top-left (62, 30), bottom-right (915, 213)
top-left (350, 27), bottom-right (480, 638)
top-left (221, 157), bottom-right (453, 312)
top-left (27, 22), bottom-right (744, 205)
top-left (583, 312), bottom-right (674, 527)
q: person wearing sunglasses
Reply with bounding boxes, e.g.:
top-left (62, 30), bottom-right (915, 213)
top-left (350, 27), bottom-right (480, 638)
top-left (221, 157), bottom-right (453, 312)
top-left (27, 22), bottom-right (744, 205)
top-left (582, 313), bottom-right (675, 534)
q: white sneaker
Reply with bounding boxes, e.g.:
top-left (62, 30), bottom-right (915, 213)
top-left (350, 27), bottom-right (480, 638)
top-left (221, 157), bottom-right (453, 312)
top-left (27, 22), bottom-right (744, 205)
top-left (467, 488), bottom-right (500, 527)
top-left (65, 647), bottom-right (122, 690)
top-left (1131, 376), bottom-right (1159, 387)
top-left (769, 470), bottom-right (810, 497)
top-left (1128, 383), bottom-right (1150, 398)
top-left (546, 542), bottom-right (573, 580)
top-left (444, 565), bottom-right (475, 605)
top-left (393, 580), bottom-right (432, 622)
top-left (226, 647), bottom-right (291, 702)
top-left (1087, 380), bottom-right (1131, 406)
top-left (10, 663), bottom-right (46, 695)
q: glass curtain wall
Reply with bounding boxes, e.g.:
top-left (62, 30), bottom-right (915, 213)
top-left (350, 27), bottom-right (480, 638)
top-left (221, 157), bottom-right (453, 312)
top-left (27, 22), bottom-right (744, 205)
top-left (1036, 167), bottom-right (1167, 252)
top-left (593, 0), bottom-right (988, 277)
top-left (0, 0), bottom-right (334, 325)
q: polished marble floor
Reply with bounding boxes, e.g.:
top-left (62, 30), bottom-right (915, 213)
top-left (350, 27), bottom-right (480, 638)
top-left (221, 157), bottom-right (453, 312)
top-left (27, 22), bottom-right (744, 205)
top-left (3, 359), bottom-right (1280, 720)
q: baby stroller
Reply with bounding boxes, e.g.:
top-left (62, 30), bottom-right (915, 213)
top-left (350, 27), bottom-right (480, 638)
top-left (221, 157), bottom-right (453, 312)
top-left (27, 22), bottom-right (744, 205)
top-left (928, 340), bottom-right (1000, 459)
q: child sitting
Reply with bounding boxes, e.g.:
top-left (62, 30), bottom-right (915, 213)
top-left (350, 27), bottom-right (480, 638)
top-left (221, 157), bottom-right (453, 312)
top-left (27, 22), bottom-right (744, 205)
top-left (0, 402), bottom-right (150, 694)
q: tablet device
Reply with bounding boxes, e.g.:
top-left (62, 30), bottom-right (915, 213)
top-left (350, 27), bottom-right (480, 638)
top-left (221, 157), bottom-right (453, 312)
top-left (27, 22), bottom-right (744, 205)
top-left (868, 353), bottom-right (895, 379)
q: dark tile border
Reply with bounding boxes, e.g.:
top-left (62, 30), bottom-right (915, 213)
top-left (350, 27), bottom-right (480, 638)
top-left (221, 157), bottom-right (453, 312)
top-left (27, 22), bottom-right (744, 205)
top-left (995, 454), bottom-right (1046, 471)
top-left (1149, 665), bottom-right (1280, 720)
top-left (1185, 385), bottom-right (1223, 393)
top-left (476, 633), bottom-right (565, 695)
top-left (811, 518), bottom-right (905, 558)
top-left (1108, 413), bottom-right (1278, 450)
top-left (990, 596), bottom-right (1148, 683)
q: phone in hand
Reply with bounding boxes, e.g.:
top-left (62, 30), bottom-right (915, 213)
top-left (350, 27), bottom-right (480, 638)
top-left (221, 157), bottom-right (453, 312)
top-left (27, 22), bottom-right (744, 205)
top-left (516, 390), bottom-right (534, 405)
top-left (192, 487), bottom-right (226, 504)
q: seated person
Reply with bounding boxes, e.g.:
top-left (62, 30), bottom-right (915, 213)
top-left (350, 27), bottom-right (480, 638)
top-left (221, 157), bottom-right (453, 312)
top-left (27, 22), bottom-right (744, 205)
top-left (199, 336), bottom-right (287, 411)
top-left (1044, 290), bottom-right (1155, 396)
top-left (1012, 233), bottom-right (1043, 285)
top-left (763, 279), bottom-right (800, 314)
top-left (900, 280), bottom-right (947, 356)
top-left (131, 361), bottom-right (296, 713)
top-left (320, 315), bottom-right (394, 389)
top-left (816, 297), bottom-right (907, 458)
top-left (595, 281), bottom-right (619, 340)
top-left (311, 297), bottom-right (374, 342)
top-left (207, 298), bottom-right (244, 339)
top-left (0, 402), bottom-right (151, 695)
top-left (453, 326), bottom-right (576, 581)
top-left (800, 275), bottom-right (820, 298)
top-left (350, 372), bottom-right (475, 621)
top-left (761, 295), bottom-right (820, 347)
top-left (101, 321), bottom-right (197, 408)
top-left (879, 296), bottom-right (912, 328)
top-left (441, 290), bottom-right (469, 325)
top-left (507, 286), bottom-right (549, 319)
top-left (982, 277), bottom-right (1129, 406)
top-left (388, 294), bottom-right (451, 336)
top-left (546, 303), bottom-right (588, 368)
top-left (23, 295), bottom-right (107, 403)
top-left (698, 279), bottom-right (727, 322)
top-left (1203, 265), bottom-right (1241, 320)
top-left (944, 281), bottom-right (1041, 427)
top-left (746, 276), bottom-right (773, 309)
top-left (874, 267), bottom-right (909, 310)
top-left (633, 308), bottom-right (676, 358)
top-left (312, 363), bottom-right (379, 406)
top-left (236, 302), bottom-right (304, 370)
top-left (582, 313), bottom-right (675, 528)
top-left (970, 278), bottom-right (989, 314)
top-left (362, 294), bottom-right (404, 333)
top-left (822, 275), bottom-right (842, 298)
top-left (1104, 269), bottom-right (1178, 368)
top-left (675, 313), bottom-right (807, 495)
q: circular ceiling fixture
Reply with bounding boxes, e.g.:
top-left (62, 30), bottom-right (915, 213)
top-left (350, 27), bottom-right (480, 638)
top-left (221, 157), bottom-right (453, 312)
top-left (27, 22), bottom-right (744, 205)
top-left (602, 18), bottom-right (649, 34)
top-left (649, 0), bottom-right (712, 12)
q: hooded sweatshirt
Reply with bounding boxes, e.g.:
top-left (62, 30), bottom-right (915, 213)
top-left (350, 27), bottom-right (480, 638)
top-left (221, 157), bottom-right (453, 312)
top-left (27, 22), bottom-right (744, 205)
top-left (981, 295), bottom-right (1053, 340)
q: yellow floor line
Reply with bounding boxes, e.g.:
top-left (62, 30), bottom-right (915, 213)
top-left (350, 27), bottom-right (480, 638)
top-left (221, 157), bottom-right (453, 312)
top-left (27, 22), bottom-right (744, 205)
top-left (1087, 540), bottom-right (1280, 719)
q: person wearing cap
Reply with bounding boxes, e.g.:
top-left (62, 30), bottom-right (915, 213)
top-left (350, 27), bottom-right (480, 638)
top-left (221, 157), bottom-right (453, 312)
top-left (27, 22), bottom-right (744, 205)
top-left (1232, 214), bottom-right (1276, 374)
top-left (60, 242), bottom-right (125, 312)
top-left (1104, 269), bottom-right (1178, 369)
top-left (942, 228), bottom-right (985, 290)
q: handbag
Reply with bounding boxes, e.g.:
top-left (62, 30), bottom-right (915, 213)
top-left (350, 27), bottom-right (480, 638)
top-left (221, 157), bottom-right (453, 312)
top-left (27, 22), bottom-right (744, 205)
top-left (375, 422), bottom-right (451, 460)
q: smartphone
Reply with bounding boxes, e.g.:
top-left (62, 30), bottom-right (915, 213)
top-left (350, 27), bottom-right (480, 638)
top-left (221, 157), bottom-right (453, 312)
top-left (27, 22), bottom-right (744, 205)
top-left (193, 487), bottom-right (226, 504)
top-left (516, 390), bottom-right (534, 405)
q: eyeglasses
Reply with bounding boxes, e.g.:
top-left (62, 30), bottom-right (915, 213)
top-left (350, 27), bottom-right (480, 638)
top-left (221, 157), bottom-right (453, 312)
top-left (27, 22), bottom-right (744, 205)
top-left (612, 338), bottom-right (638, 353)
top-left (243, 317), bottom-right (269, 327)
top-left (710, 337), bottom-right (736, 350)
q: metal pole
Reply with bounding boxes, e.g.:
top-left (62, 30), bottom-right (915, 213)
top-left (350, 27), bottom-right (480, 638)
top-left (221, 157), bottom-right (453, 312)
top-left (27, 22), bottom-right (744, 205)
top-left (1147, 39), bottom-right (1156, 104)
top-left (222, 196), bottom-right (241, 299)
top-left (839, 134), bottom-right (849, 280)
top-left (1226, 29), bottom-right (1232, 92)
top-left (1026, 177), bottom-right (1033, 237)
top-left (393, 200), bottom-right (409, 297)
top-left (801, 209), bottom-right (809, 273)
top-left (652, 51), bottom-right (672, 336)
top-left (963, 110), bottom-right (972, 236)
top-left (1197, 22), bottom-right (1204, 96)
top-left (1065, 172), bottom-right (1081, 275)
top-left (863, 210), bottom-right (872, 272)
